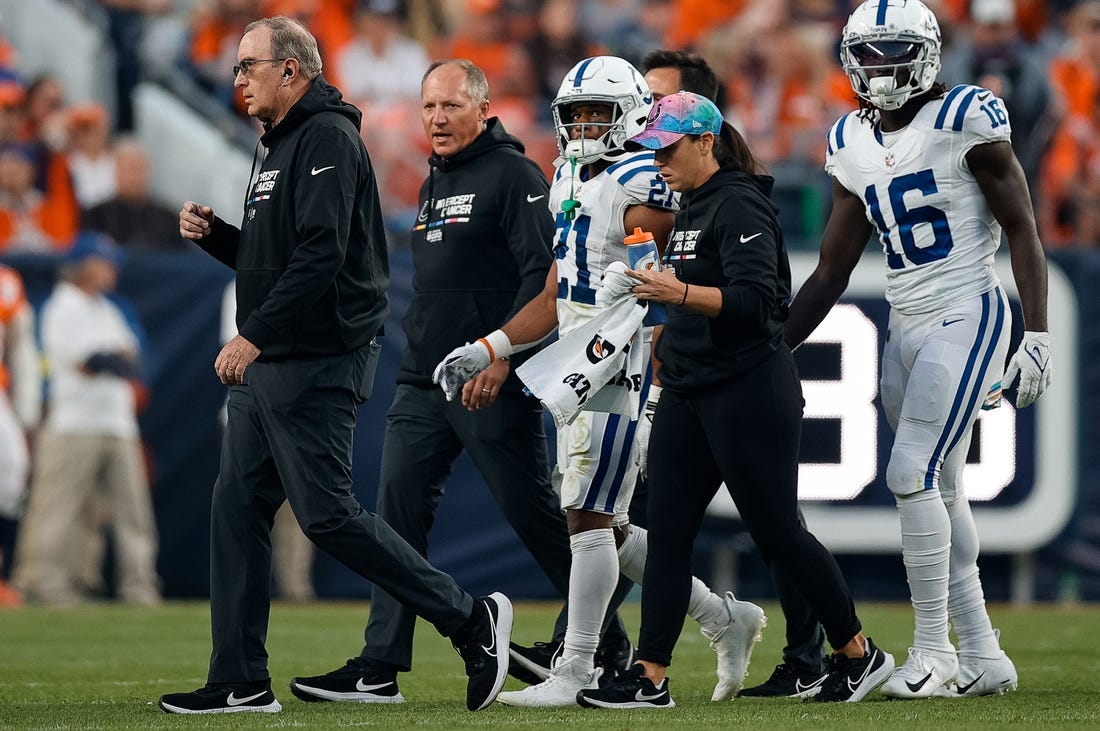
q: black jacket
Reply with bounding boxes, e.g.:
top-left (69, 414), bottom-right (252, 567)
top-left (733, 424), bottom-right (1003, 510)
top-left (198, 76), bottom-right (389, 361)
top-left (399, 117), bottom-right (554, 389)
top-left (657, 169), bottom-right (791, 391)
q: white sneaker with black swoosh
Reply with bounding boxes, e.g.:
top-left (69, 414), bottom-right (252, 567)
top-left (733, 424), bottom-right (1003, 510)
top-left (812, 637), bottom-right (895, 702)
top-left (452, 592), bottom-right (513, 711)
top-left (881, 647), bottom-right (959, 699)
top-left (576, 663), bottom-right (675, 709)
top-left (289, 657), bottom-right (404, 703)
top-left (159, 681), bottom-right (282, 714)
top-left (932, 650), bottom-right (1017, 698)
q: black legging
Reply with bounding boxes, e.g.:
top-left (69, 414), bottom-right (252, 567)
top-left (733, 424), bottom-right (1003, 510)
top-left (639, 346), bottom-right (861, 666)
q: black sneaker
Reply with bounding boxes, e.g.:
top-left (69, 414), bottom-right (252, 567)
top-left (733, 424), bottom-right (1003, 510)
top-left (595, 634), bottom-right (636, 685)
top-left (159, 680), bottom-right (281, 714)
top-left (452, 592), bottom-right (513, 711)
top-left (508, 640), bottom-right (562, 685)
top-left (811, 637), bottom-right (895, 703)
top-left (738, 662), bottom-right (827, 698)
top-left (289, 657), bottom-right (403, 703)
top-left (576, 663), bottom-right (675, 709)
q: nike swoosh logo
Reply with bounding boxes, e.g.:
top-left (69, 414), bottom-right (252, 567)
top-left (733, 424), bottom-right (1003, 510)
top-left (226, 690), bottom-right (266, 706)
top-left (955, 671), bottom-right (986, 694)
top-left (977, 92), bottom-right (991, 101)
top-left (634, 687), bottom-right (667, 702)
top-left (1026, 344), bottom-right (1047, 374)
top-left (794, 675), bottom-right (828, 695)
top-left (526, 194), bottom-right (546, 203)
top-left (739, 232), bottom-right (762, 243)
top-left (481, 600), bottom-right (499, 657)
top-left (845, 651), bottom-right (879, 694)
top-left (356, 679), bottom-right (395, 692)
top-left (942, 317), bottom-right (964, 327)
top-left (906, 671), bottom-right (934, 693)
top-left (311, 165), bottom-right (335, 176)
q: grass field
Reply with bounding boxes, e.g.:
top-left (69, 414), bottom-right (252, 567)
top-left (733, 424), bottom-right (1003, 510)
top-left (2, 600), bottom-right (1098, 729)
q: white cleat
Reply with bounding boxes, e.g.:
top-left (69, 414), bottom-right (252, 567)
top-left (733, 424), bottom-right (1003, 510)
top-left (496, 654), bottom-right (602, 707)
top-left (701, 592), bottom-right (767, 701)
top-left (932, 650), bottom-right (1018, 698)
top-left (881, 647), bottom-right (959, 699)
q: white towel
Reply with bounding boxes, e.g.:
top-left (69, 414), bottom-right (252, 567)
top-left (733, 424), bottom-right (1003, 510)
top-left (516, 291), bottom-right (647, 427)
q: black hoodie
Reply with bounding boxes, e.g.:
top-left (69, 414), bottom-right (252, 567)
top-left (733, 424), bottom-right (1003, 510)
top-left (198, 76), bottom-right (389, 361)
top-left (657, 169), bottom-right (792, 391)
top-left (399, 117), bottom-right (554, 389)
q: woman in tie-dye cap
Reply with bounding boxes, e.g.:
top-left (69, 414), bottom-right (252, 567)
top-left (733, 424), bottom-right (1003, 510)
top-left (578, 91), bottom-right (894, 709)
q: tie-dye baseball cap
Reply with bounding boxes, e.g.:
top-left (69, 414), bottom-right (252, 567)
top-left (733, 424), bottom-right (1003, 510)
top-left (629, 91), bottom-right (723, 149)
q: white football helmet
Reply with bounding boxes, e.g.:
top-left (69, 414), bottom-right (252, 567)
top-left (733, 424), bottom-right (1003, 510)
top-left (840, 0), bottom-right (942, 111)
top-left (551, 56), bottom-right (653, 164)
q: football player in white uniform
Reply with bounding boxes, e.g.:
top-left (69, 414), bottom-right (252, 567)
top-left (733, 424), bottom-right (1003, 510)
top-left (0, 265), bottom-right (40, 607)
top-left (785, 0), bottom-right (1049, 700)
top-left (435, 56), bottom-right (766, 706)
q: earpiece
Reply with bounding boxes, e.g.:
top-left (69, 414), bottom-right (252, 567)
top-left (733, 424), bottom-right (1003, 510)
top-left (283, 68), bottom-right (292, 78)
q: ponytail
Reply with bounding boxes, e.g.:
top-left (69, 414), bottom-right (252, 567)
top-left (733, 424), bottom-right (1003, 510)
top-left (713, 121), bottom-right (764, 175)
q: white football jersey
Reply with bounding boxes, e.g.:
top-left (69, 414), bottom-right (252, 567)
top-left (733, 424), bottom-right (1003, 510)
top-left (551, 150), bottom-right (677, 334)
top-left (825, 84), bottom-right (1012, 314)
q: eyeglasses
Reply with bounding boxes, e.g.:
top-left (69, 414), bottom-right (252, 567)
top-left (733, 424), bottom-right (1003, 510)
top-left (233, 58), bottom-right (287, 78)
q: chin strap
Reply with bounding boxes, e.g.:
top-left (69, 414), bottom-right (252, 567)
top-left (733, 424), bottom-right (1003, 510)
top-left (561, 155), bottom-right (579, 221)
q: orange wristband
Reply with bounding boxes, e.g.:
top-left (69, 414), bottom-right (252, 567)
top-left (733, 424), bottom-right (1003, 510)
top-left (477, 337), bottom-right (496, 362)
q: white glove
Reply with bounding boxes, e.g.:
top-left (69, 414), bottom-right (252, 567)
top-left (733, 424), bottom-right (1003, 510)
top-left (432, 341), bottom-right (491, 401)
top-left (633, 385), bottom-right (662, 478)
top-left (1001, 331), bottom-right (1052, 408)
top-left (597, 261), bottom-right (642, 308)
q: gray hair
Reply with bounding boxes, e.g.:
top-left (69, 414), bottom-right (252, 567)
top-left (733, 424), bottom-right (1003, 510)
top-left (244, 16), bottom-right (323, 80)
top-left (422, 59), bottom-right (489, 105)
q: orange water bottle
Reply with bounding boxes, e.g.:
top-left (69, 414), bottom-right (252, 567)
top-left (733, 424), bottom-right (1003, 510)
top-left (625, 227), bottom-right (667, 325)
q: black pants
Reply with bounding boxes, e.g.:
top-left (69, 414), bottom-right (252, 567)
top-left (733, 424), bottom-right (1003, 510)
top-left (361, 383), bottom-right (579, 671)
top-left (639, 347), bottom-right (860, 667)
top-left (208, 347), bottom-right (472, 683)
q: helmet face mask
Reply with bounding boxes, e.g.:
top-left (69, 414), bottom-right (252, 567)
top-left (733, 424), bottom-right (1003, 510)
top-left (552, 56), bottom-right (653, 164)
top-left (840, 0), bottom-right (942, 111)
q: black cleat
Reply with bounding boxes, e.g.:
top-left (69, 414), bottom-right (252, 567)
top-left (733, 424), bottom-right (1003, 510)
top-left (738, 662), bottom-right (827, 698)
top-left (290, 657), bottom-right (403, 703)
top-left (452, 592), bottom-right (513, 711)
top-left (159, 680), bottom-right (281, 714)
top-left (576, 663), bottom-right (675, 709)
top-left (508, 639), bottom-right (562, 685)
top-left (594, 634), bottom-right (636, 685)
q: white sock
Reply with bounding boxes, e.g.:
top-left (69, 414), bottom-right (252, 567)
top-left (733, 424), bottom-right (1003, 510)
top-left (564, 528), bottom-right (618, 671)
top-left (945, 498), bottom-right (1001, 657)
top-left (616, 524), bottom-right (726, 629)
top-left (896, 489), bottom-right (953, 652)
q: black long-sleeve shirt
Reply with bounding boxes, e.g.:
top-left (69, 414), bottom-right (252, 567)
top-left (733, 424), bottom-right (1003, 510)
top-left (197, 76), bottom-right (389, 361)
top-left (399, 118), bottom-right (554, 390)
top-left (657, 169), bottom-right (791, 391)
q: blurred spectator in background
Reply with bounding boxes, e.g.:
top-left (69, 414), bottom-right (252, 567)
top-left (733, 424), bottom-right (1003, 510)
top-left (666, 0), bottom-right (747, 50)
top-left (188, 0), bottom-right (263, 115)
top-left (84, 137), bottom-right (186, 251)
top-left (335, 0), bottom-right (429, 106)
top-left (66, 103), bottom-right (117, 210)
top-left (12, 74), bottom-right (81, 244)
top-left (704, 4), bottom-right (835, 166)
top-left (13, 232), bottom-right (161, 606)
top-left (0, 264), bottom-right (41, 608)
top-left (97, 0), bottom-right (173, 132)
top-left (525, 0), bottom-right (604, 124)
top-left (0, 144), bottom-right (77, 252)
top-left (941, 0), bottom-right (1057, 202)
top-left (435, 0), bottom-right (536, 115)
top-left (1043, 0), bottom-right (1100, 247)
top-left (600, 0), bottom-right (674, 68)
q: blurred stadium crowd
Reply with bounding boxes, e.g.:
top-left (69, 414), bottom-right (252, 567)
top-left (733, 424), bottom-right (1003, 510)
top-left (5, 0), bottom-right (1100, 251)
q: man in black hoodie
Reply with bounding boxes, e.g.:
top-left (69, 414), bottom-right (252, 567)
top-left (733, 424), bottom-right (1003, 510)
top-left (289, 58), bottom-right (631, 704)
top-left (162, 19), bottom-right (511, 715)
